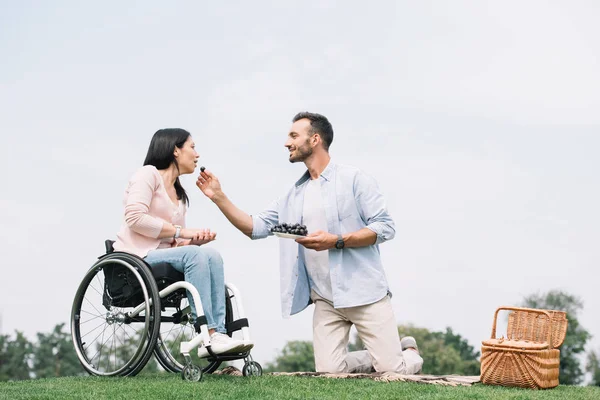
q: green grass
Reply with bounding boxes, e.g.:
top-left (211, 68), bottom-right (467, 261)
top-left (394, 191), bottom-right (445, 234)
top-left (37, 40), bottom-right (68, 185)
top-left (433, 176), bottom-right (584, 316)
top-left (1, 373), bottom-right (599, 400)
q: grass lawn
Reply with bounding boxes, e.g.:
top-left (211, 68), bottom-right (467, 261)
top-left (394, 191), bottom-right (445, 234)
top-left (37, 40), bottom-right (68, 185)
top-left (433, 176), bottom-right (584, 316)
top-left (1, 373), bottom-right (599, 400)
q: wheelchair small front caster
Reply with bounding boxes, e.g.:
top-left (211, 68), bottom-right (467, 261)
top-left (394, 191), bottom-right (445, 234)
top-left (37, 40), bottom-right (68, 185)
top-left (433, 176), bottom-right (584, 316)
top-left (242, 361), bottom-right (263, 377)
top-left (181, 364), bottom-right (203, 382)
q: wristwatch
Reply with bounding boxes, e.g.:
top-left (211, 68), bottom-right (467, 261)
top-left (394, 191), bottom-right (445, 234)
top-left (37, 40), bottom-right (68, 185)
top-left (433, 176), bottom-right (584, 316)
top-left (335, 234), bottom-right (345, 249)
top-left (173, 225), bottom-right (182, 239)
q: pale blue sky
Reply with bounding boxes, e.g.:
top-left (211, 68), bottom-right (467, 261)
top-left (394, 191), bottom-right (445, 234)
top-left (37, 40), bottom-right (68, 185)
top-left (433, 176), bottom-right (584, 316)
top-left (1, 1), bottom-right (599, 373)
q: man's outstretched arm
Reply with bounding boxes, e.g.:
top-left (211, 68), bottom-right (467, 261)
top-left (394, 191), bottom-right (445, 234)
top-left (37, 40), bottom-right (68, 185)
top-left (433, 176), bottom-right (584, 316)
top-left (196, 170), bottom-right (253, 238)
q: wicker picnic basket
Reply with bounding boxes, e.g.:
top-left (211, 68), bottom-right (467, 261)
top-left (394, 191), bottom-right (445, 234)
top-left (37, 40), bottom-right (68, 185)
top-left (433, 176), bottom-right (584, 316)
top-left (507, 308), bottom-right (568, 349)
top-left (480, 306), bottom-right (568, 389)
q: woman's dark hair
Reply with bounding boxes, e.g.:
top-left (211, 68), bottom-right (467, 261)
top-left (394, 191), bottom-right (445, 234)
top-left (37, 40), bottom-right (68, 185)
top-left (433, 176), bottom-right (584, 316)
top-left (143, 128), bottom-right (190, 206)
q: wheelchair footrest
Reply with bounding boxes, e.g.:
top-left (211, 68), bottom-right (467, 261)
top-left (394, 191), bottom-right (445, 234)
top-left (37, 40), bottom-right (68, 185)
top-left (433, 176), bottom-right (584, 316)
top-left (204, 349), bottom-right (252, 362)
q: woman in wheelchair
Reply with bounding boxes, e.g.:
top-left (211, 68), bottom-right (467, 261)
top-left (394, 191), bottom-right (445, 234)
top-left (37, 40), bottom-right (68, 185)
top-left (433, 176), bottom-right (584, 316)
top-left (71, 128), bottom-right (260, 380)
top-left (112, 128), bottom-right (250, 356)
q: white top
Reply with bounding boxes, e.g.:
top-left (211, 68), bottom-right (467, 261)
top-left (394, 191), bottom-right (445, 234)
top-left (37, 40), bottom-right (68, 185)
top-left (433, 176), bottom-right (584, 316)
top-left (302, 178), bottom-right (333, 301)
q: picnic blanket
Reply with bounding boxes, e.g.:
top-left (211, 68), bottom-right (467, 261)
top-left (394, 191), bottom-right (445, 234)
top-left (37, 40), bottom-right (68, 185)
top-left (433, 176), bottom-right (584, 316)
top-left (213, 367), bottom-right (480, 386)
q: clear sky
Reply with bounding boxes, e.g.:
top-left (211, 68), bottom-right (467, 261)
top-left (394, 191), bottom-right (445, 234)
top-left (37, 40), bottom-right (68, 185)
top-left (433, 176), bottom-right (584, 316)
top-left (1, 1), bottom-right (599, 372)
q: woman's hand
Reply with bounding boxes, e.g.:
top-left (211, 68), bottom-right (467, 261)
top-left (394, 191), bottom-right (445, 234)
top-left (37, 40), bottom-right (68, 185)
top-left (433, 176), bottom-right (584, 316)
top-left (181, 228), bottom-right (217, 246)
top-left (196, 170), bottom-right (223, 201)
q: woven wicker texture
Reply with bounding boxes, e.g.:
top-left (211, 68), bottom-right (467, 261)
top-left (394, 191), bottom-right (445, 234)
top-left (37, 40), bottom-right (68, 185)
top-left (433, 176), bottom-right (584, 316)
top-left (507, 309), bottom-right (568, 349)
top-left (480, 306), bottom-right (567, 389)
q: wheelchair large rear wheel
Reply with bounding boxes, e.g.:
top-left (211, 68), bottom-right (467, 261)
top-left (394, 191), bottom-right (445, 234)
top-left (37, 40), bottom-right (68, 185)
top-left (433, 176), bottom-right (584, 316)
top-left (71, 255), bottom-right (161, 376)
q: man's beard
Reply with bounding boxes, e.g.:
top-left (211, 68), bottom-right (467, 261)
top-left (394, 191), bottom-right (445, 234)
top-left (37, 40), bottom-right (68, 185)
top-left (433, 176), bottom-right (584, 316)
top-left (289, 141), bottom-right (313, 163)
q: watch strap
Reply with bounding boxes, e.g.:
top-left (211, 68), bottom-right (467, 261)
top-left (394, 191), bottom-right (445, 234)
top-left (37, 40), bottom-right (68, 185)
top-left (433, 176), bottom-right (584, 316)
top-left (336, 234), bottom-right (345, 249)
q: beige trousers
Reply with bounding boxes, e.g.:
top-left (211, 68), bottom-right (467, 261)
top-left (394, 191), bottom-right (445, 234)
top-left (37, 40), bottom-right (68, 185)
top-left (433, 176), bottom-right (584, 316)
top-left (311, 290), bottom-right (423, 374)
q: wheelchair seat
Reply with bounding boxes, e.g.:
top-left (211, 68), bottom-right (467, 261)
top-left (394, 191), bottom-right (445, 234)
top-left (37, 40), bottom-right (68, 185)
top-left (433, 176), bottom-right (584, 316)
top-left (150, 262), bottom-right (184, 286)
top-left (102, 240), bottom-right (185, 310)
top-left (104, 240), bottom-right (184, 285)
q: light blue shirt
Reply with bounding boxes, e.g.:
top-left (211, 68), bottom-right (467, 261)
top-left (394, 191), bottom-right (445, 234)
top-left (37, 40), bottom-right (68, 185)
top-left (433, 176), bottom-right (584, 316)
top-left (251, 161), bottom-right (396, 317)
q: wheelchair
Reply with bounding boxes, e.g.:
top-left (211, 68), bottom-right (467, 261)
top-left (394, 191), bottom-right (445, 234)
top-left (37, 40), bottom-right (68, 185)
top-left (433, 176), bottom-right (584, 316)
top-left (70, 240), bottom-right (262, 381)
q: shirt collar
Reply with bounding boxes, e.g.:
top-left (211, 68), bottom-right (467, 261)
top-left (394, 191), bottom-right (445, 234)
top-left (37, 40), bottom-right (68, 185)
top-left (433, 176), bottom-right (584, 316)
top-left (294, 159), bottom-right (335, 187)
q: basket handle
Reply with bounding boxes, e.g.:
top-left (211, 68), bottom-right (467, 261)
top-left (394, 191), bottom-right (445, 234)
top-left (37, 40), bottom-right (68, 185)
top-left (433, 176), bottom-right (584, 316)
top-left (491, 306), bottom-right (553, 345)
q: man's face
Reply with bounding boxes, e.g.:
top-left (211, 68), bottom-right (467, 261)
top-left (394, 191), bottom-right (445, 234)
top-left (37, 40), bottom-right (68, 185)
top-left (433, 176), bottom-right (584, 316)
top-left (285, 118), bottom-right (314, 163)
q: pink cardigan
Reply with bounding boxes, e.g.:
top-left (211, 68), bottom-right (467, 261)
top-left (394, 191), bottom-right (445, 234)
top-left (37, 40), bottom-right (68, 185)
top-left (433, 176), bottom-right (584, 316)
top-left (114, 165), bottom-right (187, 258)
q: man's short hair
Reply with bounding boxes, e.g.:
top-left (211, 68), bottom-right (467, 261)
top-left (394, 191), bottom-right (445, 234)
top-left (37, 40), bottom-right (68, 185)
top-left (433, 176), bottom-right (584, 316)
top-left (292, 112), bottom-right (334, 151)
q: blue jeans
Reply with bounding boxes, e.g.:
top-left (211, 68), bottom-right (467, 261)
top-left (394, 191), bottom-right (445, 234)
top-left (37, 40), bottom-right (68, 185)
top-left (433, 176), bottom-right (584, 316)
top-left (145, 246), bottom-right (226, 333)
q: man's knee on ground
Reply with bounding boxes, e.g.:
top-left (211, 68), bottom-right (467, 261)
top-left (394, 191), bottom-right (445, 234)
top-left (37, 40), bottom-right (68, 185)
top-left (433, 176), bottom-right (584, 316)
top-left (315, 359), bottom-right (346, 373)
top-left (372, 358), bottom-right (405, 374)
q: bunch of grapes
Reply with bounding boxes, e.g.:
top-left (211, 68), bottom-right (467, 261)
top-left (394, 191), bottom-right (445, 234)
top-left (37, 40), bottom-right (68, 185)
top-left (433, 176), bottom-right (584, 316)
top-left (271, 223), bottom-right (308, 236)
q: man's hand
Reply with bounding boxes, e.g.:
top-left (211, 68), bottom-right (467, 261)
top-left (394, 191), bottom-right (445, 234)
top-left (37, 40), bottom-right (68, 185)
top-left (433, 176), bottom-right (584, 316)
top-left (196, 170), bottom-right (223, 201)
top-left (295, 230), bottom-right (337, 251)
top-left (195, 169), bottom-right (254, 237)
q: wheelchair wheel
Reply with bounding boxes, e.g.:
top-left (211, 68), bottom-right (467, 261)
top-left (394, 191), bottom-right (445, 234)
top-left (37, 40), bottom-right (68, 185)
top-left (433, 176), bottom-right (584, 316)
top-left (71, 254), bottom-right (161, 376)
top-left (182, 364), bottom-right (203, 382)
top-left (153, 287), bottom-right (234, 374)
top-left (242, 361), bottom-right (263, 377)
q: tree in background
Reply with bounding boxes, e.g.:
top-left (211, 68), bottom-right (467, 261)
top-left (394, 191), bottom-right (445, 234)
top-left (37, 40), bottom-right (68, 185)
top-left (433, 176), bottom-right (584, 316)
top-left (587, 350), bottom-right (600, 387)
top-left (522, 290), bottom-right (591, 385)
top-left (351, 325), bottom-right (480, 375)
top-left (264, 341), bottom-right (315, 372)
top-left (0, 331), bottom-right (32, 381)
top-left (32, 323), bottom-right (83, 378)
top-left (1, 323), bottom-right (164, 381)
top-left (438, 327), bottom-right (480, 375)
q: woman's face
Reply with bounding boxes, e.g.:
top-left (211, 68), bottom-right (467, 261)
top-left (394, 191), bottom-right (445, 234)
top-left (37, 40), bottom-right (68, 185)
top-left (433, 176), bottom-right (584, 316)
top-left (175, 136), bottom-right (199, 175)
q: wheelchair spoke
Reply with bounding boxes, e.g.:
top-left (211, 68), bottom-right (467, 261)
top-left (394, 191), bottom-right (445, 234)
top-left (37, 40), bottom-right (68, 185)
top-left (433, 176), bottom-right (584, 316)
top-left (161, 323), bottom-right (182, 342)
top-left (83, 308), bottom-right (149, 373)
top-left (111, 325), bottom-right (117, 373)
top-left (78, 316), bottom-right (105, 337)
top-left (115, 324), bottom-right (138, 347)
top-left (84, 321), bottom-right (108, 354)
top-left (89, 279), bottom-right (104, 299)
top-left (81, 319), bottom-right (110, 345)
top-left (93, 323), bottom-right (115, 362)
top-left (79, 309), bottom-right (104, 321)
top-left (83, 296), bottom-right (106, 319)
top-left (96, 323), bottom-right (107, 368)
top-left (96, 327), bottom-right (117, 369)
top-left (162, 325), bottom-right (186, 361)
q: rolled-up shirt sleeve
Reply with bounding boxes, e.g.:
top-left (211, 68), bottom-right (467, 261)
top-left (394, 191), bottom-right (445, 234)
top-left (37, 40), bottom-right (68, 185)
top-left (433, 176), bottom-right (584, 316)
top-left (124, 167), bottom-right (164, 238)
top-left (251, 198), bottom-right (280, 239)
top-left (354, 172), bottom-right (395, 245)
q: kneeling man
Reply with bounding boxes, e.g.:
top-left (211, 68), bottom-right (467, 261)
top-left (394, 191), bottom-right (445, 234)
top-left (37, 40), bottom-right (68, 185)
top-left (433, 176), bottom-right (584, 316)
top-left (197, 112), bottom-right (423, 374)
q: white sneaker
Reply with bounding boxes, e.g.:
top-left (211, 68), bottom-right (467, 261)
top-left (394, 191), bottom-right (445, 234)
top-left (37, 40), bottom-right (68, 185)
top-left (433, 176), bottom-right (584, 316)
top-left (197, 333), bottom-right (252, 358)
top-left (400, 336), bottom-right (419, 353)
top-left (400, 336), bottom-right (422, 374)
